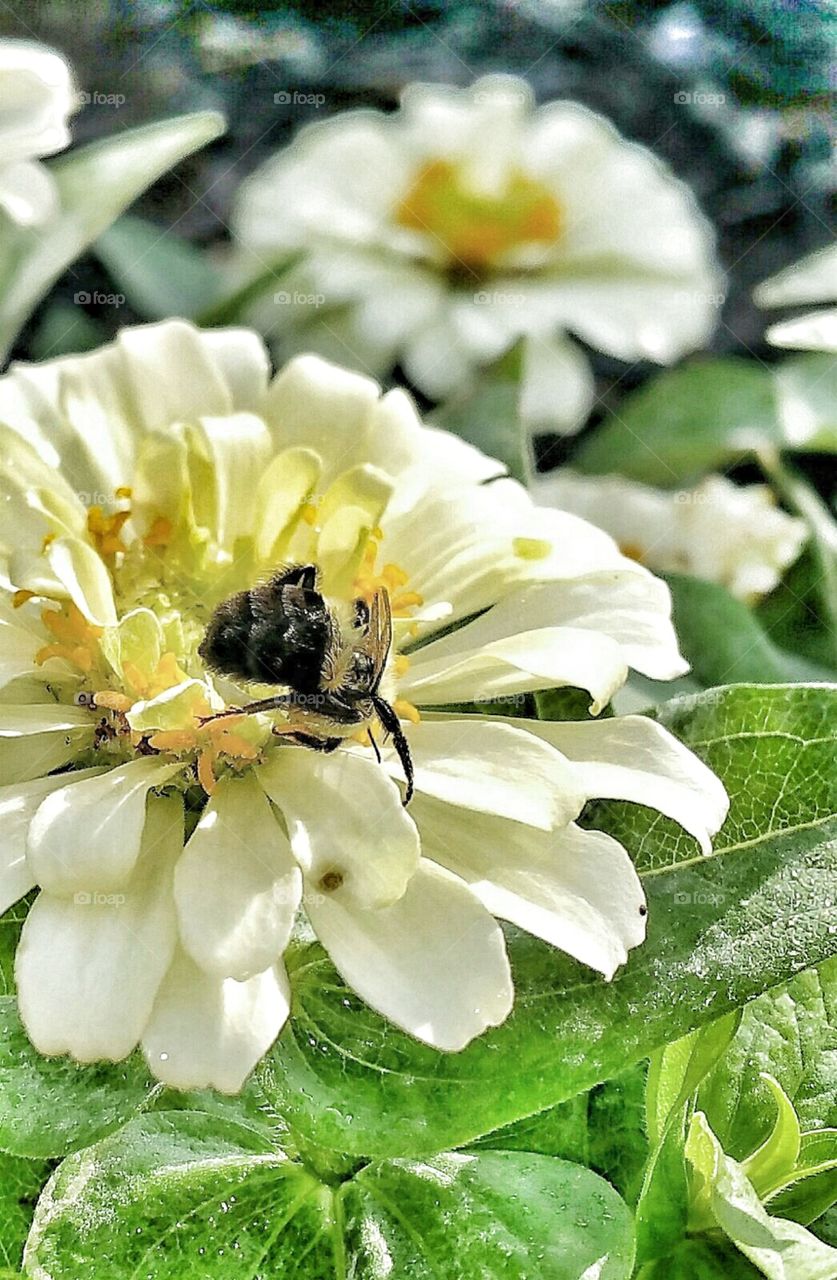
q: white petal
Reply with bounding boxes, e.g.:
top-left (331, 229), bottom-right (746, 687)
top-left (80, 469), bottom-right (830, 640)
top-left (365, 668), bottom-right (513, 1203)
top-left (26, 756), bottom-right (183, 896)
top-left (522, 715), bottom-right (729, 855)
top-left (116, 320), bottom-right (240, 428)
top-left (43, 535), bottom-right (117, 626)
top-left (754, 244), bottom-right (837, 308)
top-left (388, 718), bottom-right (585, 830)
top-left (265, 353), bottom-right (379, 474)
top-left (175, 773), bottom-right (301, 981)
top-left (0, 703), bottom-right (93, 785)
top-left (766, 308), bottom-right (837, 354)
top-left (0, 159), bottom-right (57, 226)
top-left (142, 950), bottom-right (290, 1093)
top-left (0, 768), bottom-right (105, 914)
top-left (187, 413), bottom-right (273, 550)
top-left (306, 859), bottom-right (513, 1051)
top-left (16, 794), bottom-right (181, 1062)
top-left (258, 748), bottom-right (420, 910)
top-left (520, 333), bottom-right (596, 435)
top-left (402, 624), bottom-right (628, 713)
top-left (416, 798), bottom-right (646, 978)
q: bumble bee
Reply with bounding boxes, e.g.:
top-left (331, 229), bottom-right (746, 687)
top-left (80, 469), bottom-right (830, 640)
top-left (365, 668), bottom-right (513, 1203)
top-left (198, 564), bottom-right (414, 804)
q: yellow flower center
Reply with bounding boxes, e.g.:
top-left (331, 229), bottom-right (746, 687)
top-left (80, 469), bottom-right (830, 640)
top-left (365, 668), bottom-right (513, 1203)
top-left (394, 158), bottom-right (562, 272)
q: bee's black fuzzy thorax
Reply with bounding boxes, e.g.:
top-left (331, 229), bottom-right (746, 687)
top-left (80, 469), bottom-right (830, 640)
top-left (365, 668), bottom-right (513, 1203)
top-left (198, 569), bottom-right (337, 694)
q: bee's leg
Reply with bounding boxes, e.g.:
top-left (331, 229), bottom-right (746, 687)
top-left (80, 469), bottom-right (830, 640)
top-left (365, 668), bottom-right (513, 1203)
top-left (367, 727), bottom-right (382, 764)
top-left (286, 732), bottom-right (342, 753)
top-left (198, 694), bottom-right (294, 725)
top-left (372, 695), bottom-right (414, 806)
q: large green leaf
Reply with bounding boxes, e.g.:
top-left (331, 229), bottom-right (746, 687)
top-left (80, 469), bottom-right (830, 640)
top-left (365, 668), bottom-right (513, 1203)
top-left (0, 999), bottom-right (155, 1159)
top-left (258, 683), bottom-right (837, 1158)
top-left (664, 574), bottom-right (832, 687)
top-left (24, 1112), bottom-right (635, 1280)
top-left (572, 359), bottom-right (779, 485)
top-left (0, 111), bottom-right (225, 362)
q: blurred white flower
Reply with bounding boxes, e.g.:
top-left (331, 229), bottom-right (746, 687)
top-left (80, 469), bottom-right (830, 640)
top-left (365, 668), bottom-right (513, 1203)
top-left (0, 40), bottom-right (76, 227)
top-left (755, 243), bottom-right (837, 353)
top-left (532, 471), bottom-right (807, 601)
top-left (233, 75), bottom-right (722, 433)
top-left (0, 321), bottom-right (727, 1092)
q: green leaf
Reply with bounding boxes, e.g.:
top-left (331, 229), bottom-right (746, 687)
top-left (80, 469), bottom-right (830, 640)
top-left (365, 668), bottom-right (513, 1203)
top-left (0, 111), bottom-right (225, 362)
top-left (343, 1151), bottom-right (635, 1279)
top-left (697, 959), bottom-right (837, 1161)
top-left (470, 1063), bottom-right (649, 1204)
top-left (756, 451), bottom-right (837, 667)
top-left (259, 683), bottom-right (837, 1159)
top-left (0, 998), bottom-right (155, 1159)
top-left (0, 1150), bottom-right (50, 1271)
top-left (663, 574), bottom-right (832, 687)
top-left (429, 342), bottom-right (531, 484)
top-left (757, 548), bottom-right (837, 673)
top-left (93, 214), bottom-right (223, 320)
top-left (28, 302), bottom-right (104, 361)
top-left (25, 1112), bottom-right (636, 1280)
top-left (766, 1129), bottom-right (837, 1225)
top-left (635, 1015), bottom-right (740, 1263)
top-left (742, 1076), bottom-right (802, 1199)
top-left (684, 1111), bottom-right (837, 1279)
top-left (638, 1238), bottom-right (763, 1278)
top-left (573, 359), bottom-right (779, 485)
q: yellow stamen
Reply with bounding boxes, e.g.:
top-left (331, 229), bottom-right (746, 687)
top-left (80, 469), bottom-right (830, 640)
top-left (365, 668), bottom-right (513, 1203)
top-left (300, 501), bottom-right (319, 527)
top-left (114, 485), bottom-right (133, 499)
top-left (395, 158), bottom-right (562, 271)
top-left (148, 729), bottom-right (196, 752)
top-left (197, 749), bottom-right (217, 795)
top-left (87, 504), bottom-right (131, 561)
top-left (93, 691), bottom-right (133, 713)
top-left (41, 532), bottom-right (56, 552)
top-left (36, 604), bottom-right (103, 671)
top-left (394, 655), bottom-right (410, 678)
top-left (143, 516), bottom-right (173, 548)
top-left (393, 698), bottom-right (421, 724)
top-left (619, 542), bottom-right (646, 564)
top-left (12, 589), bottom-right (35, 609)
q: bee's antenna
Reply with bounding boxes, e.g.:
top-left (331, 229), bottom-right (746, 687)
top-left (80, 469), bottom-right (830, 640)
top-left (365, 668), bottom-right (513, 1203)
top-left (372, 696), bottom-right (414, 806)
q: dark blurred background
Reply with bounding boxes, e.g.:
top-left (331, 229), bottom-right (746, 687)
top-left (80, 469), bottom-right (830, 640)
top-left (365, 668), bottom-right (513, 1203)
top-left (1, 0), bottom-right (834, 371)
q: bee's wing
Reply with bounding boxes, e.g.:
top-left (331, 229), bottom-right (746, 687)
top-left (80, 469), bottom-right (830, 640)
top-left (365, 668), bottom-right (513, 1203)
top-left (365, 588), bottom-right (393, 692)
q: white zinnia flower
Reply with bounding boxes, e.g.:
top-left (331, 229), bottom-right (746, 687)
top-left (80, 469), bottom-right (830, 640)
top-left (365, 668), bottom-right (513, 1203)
top-left (533, 471), bottom-right (807, 601)
top-left (232, 75), bottom-right (722, 433)
top-left (755, 243), bottom-right (837, 353)
top-left (0, 320), bottom-right (727, 1093)
top-left (0, 40), bottom-right (76, 227)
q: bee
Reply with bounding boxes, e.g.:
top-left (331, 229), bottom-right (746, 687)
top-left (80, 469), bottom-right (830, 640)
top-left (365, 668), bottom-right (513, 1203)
top-left (198, 564), bottom-right (415, 804)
